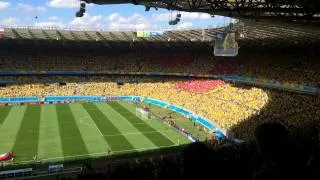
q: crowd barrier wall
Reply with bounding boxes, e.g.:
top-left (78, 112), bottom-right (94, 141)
top-left (0, 71), bottom-right (319, 94)
top-left (0, 97), bottom-right (39, 103)
top-left (0, 95), bottom-right (226, 140)
top-left (45, 96), bottom-right (102, 102)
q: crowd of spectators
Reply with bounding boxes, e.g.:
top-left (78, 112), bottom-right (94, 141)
top-left (0, 75), bottom-right (318, 141)
top-left (0, 49), bottom-right (319, 86)
top-left (173, 79), bottom-right (225, 93)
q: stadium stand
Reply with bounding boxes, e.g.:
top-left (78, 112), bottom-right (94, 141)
top-left (0, 20), bottom-right (319, 179)
top-left (0, 48), bottom-right (319, 86)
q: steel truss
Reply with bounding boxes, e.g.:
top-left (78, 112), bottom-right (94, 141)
top-left (84, 0), bottom-right (320, 21)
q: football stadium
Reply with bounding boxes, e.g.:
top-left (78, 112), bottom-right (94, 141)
top-left (0, 0), bottom-right (320, 179)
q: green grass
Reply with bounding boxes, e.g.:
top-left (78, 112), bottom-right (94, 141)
top-left (12, 105), bottom-right (41, 161)
top-left (56, 104), bottom-right (89, 157)
top-left (0, 102), bottom-right (190, 165)
top-left (82, 103), bottom-right (134, 151)
top-left (108, 102), bottom-right (174, 147)
top-left (0, 106), bottom-right (12, 124)
top-left (140, 102), bottom-right (211, 141)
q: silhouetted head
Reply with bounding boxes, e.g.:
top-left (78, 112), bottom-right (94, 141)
top-left (77, 173), bottom-right (106, 180)
top-left (255, 122), bottom-right (291, 163)
top-left (183, 142), bottom-right (222, 179)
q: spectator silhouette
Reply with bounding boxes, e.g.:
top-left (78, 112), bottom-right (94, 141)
top-left (182, 142), bottom-right (223, 180)
top-left (252, 122), bottom-right (307, 180)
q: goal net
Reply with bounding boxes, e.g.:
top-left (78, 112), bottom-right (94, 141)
top-left (136, 107), bottom-right (151, 120)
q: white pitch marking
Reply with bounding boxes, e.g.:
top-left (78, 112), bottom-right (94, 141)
top-left (79, 115), bottom-right (103, 136)
top-left (92, 121), bottom-right (103, 136)
top-left (3, 144), bottom-right (178, 165)
top-left (110, 103), bottom-right (179, 145)
top-left (103, 130), bottom-right (159, 137)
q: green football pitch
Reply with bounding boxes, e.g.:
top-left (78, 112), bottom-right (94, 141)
top-left (0, 101), bottom-right (190, 164)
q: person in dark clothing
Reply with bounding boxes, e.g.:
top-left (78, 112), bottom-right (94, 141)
top-left (252, 122), bottom-right (309, 180)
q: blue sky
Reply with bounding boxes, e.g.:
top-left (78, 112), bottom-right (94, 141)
top-left (0, 0), bottom-right (233, 30)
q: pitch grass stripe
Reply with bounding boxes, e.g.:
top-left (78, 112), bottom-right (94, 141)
top-left (12, 105), bottom-right (41, 161)
top-left (56, 104), bottom-right (89, 157)
top-left (0, 106), bottom-right (26, 154)
top-left (0, 106), bottom-right (12, 124)
top-left (82, 103), bottom-right (134, 151)
top-left (38, 105), bottom-right (63, 160)
top-left (69, 104), bottom-right (110, 155)
top-left (95, 103), bottom-right (157, 150)
top-left (108, 102), bottom-right (174, 147)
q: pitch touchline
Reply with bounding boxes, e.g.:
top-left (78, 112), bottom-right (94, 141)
top-left (10, 144), bottom-right (178, 164)
top-left (102, 130), bottom-right (161, 137)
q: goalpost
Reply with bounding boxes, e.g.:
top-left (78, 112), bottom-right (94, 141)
top-left (136, 107), bottom-right (151, 120)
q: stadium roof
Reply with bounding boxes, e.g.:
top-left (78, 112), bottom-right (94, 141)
top-left (83, 0), bottom-right (320, 22)
top-left (0, 19), bottom-right (319, 49)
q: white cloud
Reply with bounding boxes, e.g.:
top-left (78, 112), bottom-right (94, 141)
top-left (48, 0), bottom-right (78, 8)
top-left (49, 16), bottom-right (59, 21)
top-left (17, 3), bottom-right (46, 13)
top-left (0, 1), bottom-right (10, 9)
top-left (68, 13), bottom-right (152, 30)
top-left (200, 13), bottom-right (211, 20)
top-left (109, 22), bottom-right (150, 30)
top-left (106, 13), bottom-right (152, 30)
top-left (34, 21), bottom-right (64, 28)
top-left (153, 12), bottom-right (212, 22)
top-left (181, 12), bottom-right (202, 21)
top-left (177, 22), bottom-right (193, 29)
top-left (69, 13), bottom-right (103, 28)
top-left (152, 13), bottom-right (171, 22)
top-left (1, 17), bottom-right (20, 26)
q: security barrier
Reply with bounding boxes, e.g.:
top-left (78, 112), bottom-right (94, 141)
top-left (0, 97), bottom-right (39, 103)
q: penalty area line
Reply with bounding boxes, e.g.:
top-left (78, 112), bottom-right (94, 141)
top-left (79, 114), bottom-right (103, 137)
top-left (92, 121), bottom-right (103, 136)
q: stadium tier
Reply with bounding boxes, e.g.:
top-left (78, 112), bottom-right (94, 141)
top-left (0, 49), bottom-right (319, 87)
top-left (1, 20), bottom-right (320, 46)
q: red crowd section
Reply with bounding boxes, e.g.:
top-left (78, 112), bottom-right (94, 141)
top-left (174, 79), bottom-right (225, 93)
